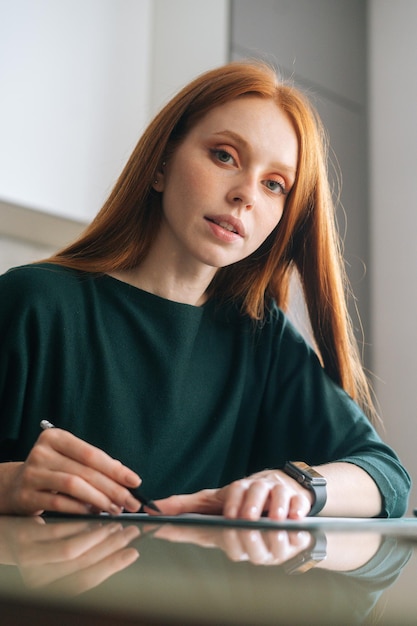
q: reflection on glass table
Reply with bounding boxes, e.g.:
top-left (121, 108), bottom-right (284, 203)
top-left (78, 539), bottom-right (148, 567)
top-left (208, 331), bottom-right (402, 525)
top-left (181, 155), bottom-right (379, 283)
top-left (0, 515), bottom-right (413, 625)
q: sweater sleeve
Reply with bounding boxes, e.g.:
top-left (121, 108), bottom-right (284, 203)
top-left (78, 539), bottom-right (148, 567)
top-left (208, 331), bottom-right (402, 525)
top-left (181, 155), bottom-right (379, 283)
top-left (249, 307), bottom-right (411, 518)
top-left (0, 268), bottom-right (32, 446)
top-left (0, 265), bottom-right (68, 457)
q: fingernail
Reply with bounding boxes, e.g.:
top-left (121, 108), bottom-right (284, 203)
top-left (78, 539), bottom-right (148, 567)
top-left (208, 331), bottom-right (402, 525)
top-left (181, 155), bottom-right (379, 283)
top-left (125, 495), bottom-right (140, 510)
top-left (120, 548), bottom-right (140, 564)
top-left (109, 503), bottom-right (123, 516)
top-left (277, 506), bottom-right (286, 519)
top-left (297, 531), bottom-right (310, 540)
top-left (126, 474), bottom-right (142, 487)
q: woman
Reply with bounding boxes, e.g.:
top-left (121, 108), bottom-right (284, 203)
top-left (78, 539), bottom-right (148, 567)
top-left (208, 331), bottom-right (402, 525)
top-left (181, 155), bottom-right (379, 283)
top-left (0, 61), bottom-right (410, 518)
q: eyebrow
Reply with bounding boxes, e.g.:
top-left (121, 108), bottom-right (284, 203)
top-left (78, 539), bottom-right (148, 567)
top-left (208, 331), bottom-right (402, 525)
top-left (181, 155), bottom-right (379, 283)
top-left (212, 130), bottom-right (297, 177)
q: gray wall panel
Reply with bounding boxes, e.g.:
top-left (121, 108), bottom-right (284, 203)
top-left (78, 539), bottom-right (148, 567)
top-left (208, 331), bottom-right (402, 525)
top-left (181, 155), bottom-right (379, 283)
top-left (231, 0), bottom-right (370, 363)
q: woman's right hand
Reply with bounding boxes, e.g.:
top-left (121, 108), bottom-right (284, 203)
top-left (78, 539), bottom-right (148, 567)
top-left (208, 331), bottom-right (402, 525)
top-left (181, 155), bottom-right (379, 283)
top-left (0, 427), bottom-right (142, 516)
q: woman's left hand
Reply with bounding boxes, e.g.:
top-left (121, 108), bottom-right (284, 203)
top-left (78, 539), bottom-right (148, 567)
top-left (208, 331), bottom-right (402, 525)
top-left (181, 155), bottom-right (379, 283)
top-left (156, 470), bottom-right (313, 521)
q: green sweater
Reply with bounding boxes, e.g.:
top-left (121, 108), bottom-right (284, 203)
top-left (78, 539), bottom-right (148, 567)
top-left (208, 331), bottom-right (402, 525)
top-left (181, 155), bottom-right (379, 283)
top-left (0, 264), bottom-right (411, 516)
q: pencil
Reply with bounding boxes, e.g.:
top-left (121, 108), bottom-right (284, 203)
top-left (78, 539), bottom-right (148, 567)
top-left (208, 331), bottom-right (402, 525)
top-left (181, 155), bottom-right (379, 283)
top-left (39, 420), bottom-right (161, 513)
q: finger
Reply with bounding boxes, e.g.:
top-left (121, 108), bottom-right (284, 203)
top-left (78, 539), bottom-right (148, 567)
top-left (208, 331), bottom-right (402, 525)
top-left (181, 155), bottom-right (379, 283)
top-left (225, 480), bottom-right (271, 520)
top-left (12, 486), bottom-right (95, 517)
top-left (237, 529), bottom-right (276, 565)
top-left (286, 530), bottom-right (313, 551)
top-left (266, 530), bottom-right (311, 563)
top-left (288, 492), bottom-right (312, 519)
top-left (64, 524), bottom-right (140, 575)
top-left (45, 546), bottom-right (139, 596)
top-left (17, 476), bottom-right (124, 516)
top-left (38, 429), bottom-right (140, 488)
top-left (156, 489), bottom-right (221, 515)
top-left (26, 445), bottom-right (141, 513)
top-left (20, 525), bottom-right (140, 589)
top-left (222, 479), bottom-right (251, 519)
top-left (22, 469), bottom-right (128, 516)
top-left (31, 520), bottom-right (99, 542)
top-left (20, 522), bottom-right (123, 566)
top-left (49, 467), bottom-right (141, 513)
top-left (267, 483), bottom-right (291, 520)
top-left (152, 524), bottom-right (218, 548)
top-left (219, 528), bottom-right (251, 562)
top-left (64, 546), bottom-right (140, 595)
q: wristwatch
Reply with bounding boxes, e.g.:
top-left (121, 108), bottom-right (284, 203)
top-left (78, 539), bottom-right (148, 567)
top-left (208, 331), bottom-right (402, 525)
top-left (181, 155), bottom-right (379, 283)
top-left (284, 531), bottom-right (327, 574)
top-left (283, 461), bottom-right (327, 516)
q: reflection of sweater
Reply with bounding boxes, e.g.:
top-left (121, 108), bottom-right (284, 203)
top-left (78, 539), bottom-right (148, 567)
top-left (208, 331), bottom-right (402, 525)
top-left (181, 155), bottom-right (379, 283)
top-left (0, 264), bottom-right (410, 516)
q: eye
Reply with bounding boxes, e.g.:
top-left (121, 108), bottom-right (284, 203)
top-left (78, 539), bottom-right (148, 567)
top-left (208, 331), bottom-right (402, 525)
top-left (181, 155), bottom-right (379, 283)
top-left (211, 149), bottom-right (236, 165)
top-left (263, 179), bottom-right (287, 196)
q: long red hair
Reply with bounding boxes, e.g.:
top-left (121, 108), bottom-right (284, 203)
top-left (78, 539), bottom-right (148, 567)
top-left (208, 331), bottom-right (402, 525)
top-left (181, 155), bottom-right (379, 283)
top-left (45, 61), bottom-right (378, 422)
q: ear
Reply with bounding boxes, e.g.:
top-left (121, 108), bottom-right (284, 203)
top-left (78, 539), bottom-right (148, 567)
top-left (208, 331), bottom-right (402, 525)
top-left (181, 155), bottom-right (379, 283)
top-left (152, 161), bottom-right (166, 192)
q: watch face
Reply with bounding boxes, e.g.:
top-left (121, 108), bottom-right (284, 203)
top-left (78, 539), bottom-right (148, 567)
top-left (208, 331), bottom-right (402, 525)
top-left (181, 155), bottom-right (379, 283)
top-left (301, 465), bottom-right (327, 484)
top-left (284, 462), bottom-right (327, 516)
top-left (286, 462), bottom-right (327, 486)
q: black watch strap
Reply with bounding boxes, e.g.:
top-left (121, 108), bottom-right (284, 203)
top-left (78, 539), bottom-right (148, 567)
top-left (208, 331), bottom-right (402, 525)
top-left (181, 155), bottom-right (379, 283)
top-left (283, 461), bottom-right (327, 516)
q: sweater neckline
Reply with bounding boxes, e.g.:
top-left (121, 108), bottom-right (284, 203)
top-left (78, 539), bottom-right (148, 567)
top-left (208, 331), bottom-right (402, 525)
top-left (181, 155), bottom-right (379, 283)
top-left (101, 272), bottom-right (211, 312)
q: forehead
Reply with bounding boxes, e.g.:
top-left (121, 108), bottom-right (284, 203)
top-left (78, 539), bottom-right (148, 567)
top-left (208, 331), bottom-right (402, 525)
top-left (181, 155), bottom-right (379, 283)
top-left (188, 96), bottom-right (298, 166)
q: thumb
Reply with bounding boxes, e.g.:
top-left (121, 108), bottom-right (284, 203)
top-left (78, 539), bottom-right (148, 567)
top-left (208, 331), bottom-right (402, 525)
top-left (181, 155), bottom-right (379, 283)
top-left (156, 488), bottom-right (223, 516)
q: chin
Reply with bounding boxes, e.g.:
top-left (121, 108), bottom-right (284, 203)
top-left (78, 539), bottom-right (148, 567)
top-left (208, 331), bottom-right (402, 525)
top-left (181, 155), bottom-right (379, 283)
top-left (199, 248), bottom-right (247, 268)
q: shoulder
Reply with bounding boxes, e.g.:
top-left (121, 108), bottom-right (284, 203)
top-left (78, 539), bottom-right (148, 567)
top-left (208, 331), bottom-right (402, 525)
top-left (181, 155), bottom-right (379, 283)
top-left (261, 300), bottom-right (314, 347)
top-left (2, 262), bottom-right (79, 285)
top-left (250, 300), bottom-right (325, 378)
top-left (0, 263), bottom-right (89, 313)
top-left (218, 297), bottom-right (316, 354)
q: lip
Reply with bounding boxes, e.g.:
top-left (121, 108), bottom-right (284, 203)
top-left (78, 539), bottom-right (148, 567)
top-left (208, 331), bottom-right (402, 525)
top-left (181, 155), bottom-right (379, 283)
top-left (204, 214), bottom-right (246, 238)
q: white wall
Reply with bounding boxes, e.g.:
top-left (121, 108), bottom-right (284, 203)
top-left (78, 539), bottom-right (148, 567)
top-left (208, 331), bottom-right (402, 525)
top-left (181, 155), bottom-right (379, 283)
top-left (369, 0), bottom-right (417, 512)
top-left (0, 0), bottom-right (153, 222)
top-left (0, 0), bottom-right (229, 223)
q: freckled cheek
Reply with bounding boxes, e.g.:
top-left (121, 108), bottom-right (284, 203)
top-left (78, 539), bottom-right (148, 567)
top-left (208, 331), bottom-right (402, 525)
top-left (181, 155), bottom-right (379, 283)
top-left (163, 167), bottom-right (200, 208)
top-left (183, 167), bottom-right (223, 206)
top-left (248, 211), bottom-right (283, 250)
top-left (258, 205), bottom-right (284, 234)
top-left (163, 181), bottom-right (213, 225)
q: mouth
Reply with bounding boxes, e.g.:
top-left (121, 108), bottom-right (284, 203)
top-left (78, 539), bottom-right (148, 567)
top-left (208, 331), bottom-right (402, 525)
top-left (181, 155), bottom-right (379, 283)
top-left (205, 215), bottom-right (245, 238)
top-left (207, 219), bottom-right (238, 233)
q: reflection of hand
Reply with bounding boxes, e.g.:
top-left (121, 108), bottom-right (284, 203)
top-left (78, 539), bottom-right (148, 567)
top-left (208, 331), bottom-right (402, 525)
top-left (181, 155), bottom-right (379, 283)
top-left (152, 524), bottom-right (313, 567)
top-left (156, 470), bottom-right (313, 521)
top-left (0, 516), bottom-right (140, 595)
top-left (149, 525), bottom-right (383, 573)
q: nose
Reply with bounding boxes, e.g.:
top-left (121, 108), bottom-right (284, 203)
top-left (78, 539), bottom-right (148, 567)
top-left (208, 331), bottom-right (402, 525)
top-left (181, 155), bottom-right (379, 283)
top-left (227, 174), bottom-right (257, 210)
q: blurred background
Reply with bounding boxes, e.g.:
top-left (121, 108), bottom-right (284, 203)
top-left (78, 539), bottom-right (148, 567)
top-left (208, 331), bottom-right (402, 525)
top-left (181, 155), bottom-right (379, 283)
top-left (0, 0), bottom-right (416, 512)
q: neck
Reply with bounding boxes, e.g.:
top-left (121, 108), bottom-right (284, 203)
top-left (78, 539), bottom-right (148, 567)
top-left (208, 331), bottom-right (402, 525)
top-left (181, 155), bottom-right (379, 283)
top-left (111, 256), bottom-right (216, 307)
